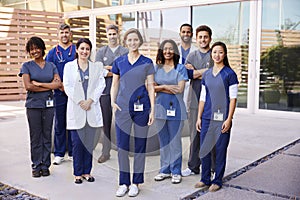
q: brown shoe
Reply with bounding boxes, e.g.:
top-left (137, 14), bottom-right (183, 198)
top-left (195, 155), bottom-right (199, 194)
top-left (98, 155), bottom-right (110, 163)
top-left (209, 184), bottom-right (221, 192)
top-left (194, 181), bottom-right (209, 189)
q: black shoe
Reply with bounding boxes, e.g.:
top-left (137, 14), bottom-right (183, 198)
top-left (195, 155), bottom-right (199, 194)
top-left (41, 169), bottom-right (50, 177)
top-left (32, 170), bottom-right (41, 178)
top-left (75, 178), bottom-right (83, 184)
top-left (82, 175), bottom-right (95, 182)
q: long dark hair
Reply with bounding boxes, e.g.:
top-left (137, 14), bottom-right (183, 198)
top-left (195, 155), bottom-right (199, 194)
top-left (156, 39), bottom-right (180, 69)
top-left (211, 41), bottom-right (230, 68)
top-left (75, 38), bottom-right (92, 59)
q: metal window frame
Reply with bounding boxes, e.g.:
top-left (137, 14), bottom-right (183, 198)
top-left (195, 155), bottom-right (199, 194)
top-left (62, 0), bottom-right (299, 117)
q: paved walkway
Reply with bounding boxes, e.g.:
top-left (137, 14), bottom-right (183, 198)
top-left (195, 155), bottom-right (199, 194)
top-left (0, 101), bottom-right (299, 200)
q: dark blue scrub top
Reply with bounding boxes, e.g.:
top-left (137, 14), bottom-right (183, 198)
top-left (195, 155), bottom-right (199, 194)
top-left (20, 60), bottom-right (58, 108)
top-left (201, 66), bottom-right (239, 120)
top-left (112, 54), bottom-right (155, 111)
top-left (45, 44), bottom-right (76, 105)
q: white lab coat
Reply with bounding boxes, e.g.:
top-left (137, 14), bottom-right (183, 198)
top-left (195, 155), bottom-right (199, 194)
top-left (63, 59), bottom-right (106, 130)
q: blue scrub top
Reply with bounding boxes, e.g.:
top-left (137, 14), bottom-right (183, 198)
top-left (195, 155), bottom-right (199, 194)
top-left (79, 66), bottom-right (89, 100)
top-left (201, 66), bottom-right (239, 120)
top-left (20, 60), bottom-right (58, 108)
top-left (154, 64), bottom-right (188, 120)
top-left (112, 54), bottom-right (155, 111)
top-left (45, 44), bottom-right (76, 81)
top-left (45, 44), bottom-right (76, 105)
top-left (180, 46), bottom-right (190, 65)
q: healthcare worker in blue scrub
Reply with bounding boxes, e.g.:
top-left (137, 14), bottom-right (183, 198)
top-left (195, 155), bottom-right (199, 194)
top-left (153, 39), bottom-right (188, 184)
top-left (111, 28), bottom-right (155, 197)
top-left (46, 23), bottom-right (76, 165)
top-left (20, 36), bottom-right (62, 178)
top-left (195, 42), bottom-right (238, 192)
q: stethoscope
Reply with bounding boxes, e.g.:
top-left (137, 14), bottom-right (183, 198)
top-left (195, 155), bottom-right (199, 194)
top-left (55, 45), bottom-right (73, 63)
top-left (77, 61), bottom-right (89, 83)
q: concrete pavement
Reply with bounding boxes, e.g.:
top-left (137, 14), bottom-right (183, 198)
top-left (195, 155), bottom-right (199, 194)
top-left (0, 101), bottom-right (299, 200)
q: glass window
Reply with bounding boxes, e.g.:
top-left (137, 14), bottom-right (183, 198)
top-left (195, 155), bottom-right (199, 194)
top-left (136, 7), bottom-right (190, 60)
top-left (94, 13), bottom-right (136, 49)
top-left (192, 2), bottom-right (250, 108)
top-left (260, 0), bottom-right (300, 112)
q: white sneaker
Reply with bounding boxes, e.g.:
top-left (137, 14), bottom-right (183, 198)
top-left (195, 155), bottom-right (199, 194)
top-left (128, 184), bottom-right (139, 197)
top-left (171, 174), bottom-right (182, 184)
top-left (116, 184), bottom-right (128, 197)
top-left (154, 173), bottom-right (171, 181)
top-left (53, 156), bottom-right (64, 165)
top-left (67, 156), bottom-right (73, 161)
top-left (181, 168), bottom-right (195, 177)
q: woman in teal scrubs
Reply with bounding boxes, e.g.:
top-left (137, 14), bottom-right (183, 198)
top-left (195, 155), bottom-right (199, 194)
top-left (153, 39), bottom-right (188, 184)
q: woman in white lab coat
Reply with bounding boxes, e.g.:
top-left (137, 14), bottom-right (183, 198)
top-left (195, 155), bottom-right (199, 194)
top-left (63, 38), bottom-right (106, 184)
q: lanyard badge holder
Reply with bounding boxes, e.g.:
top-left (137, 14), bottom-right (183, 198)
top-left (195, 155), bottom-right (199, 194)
top-left (46, 94), bottom-right (54, 107)
top-left (134, 96), bottom-right (143, 112)
top-left (166, 102), bottom-right (176, 117)
top-left (213, 108), bottom-right (224, 121)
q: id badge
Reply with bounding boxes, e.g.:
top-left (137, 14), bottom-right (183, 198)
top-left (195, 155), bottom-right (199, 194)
top-left (134, 102), bottom-right (143, 112)
top-left (213, 110), bottom-right (224, 121)
top-left (167, 108), bottom-right (176, 117)
top-left (46, 99), bottom-right (54, 107)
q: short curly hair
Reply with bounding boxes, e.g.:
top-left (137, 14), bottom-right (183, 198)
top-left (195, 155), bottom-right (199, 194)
top-left (25, 36), bottom-right (46, 57)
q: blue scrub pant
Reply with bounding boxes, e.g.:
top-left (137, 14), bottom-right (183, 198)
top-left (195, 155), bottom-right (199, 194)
top-left (54, 100), bottom-right (72, 157)
top-left (70, 124), bottom-right (98, 176)
top-left (100, 94), bottom-right (112, 156)
top-left (156, 119), bottom-right (183, 175)
top-left (200, 119), bottom-right (230, 187)
top-left (26, 108), bottom-right (54, 171)
top-left (115, 109), bottom-right (149, 186)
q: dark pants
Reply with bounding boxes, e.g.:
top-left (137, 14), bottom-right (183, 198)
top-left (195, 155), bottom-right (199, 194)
top-left (54, 102), bottom-right (72, 157)
top-left (200, 119), bottom-right (230, 187)
top-left (26, 108), bottom-right (54, 171)
top-left (115, 109), bottom-right (149, 186)
top-left (100, 94), bottom-right (112, 156)
top-left (70, 124), bottom-right (98, 176)
top-left (187, 109), bottom-right (201, 173)
top-left (188, 109), bottom-right (215, 173)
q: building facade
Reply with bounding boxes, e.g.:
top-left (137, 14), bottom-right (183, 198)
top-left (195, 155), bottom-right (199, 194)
top-left (1, 0), bottom-right (299, 115)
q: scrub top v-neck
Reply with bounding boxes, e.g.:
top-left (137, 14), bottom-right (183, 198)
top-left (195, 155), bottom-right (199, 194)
top-left (20, 60), bottom-right (58, 108)
top-left (154, 64), bottom-right (188, 120)
top-left (201, 66), bottom-right (239, 120)
top-left (112, 54), bottom-right (155, 111)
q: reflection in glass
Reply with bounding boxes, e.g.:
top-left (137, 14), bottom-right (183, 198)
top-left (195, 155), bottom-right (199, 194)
top-left (192, 2), bottom-right (250, 108)
top-left (260, 0), bottom-right (300, 112)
